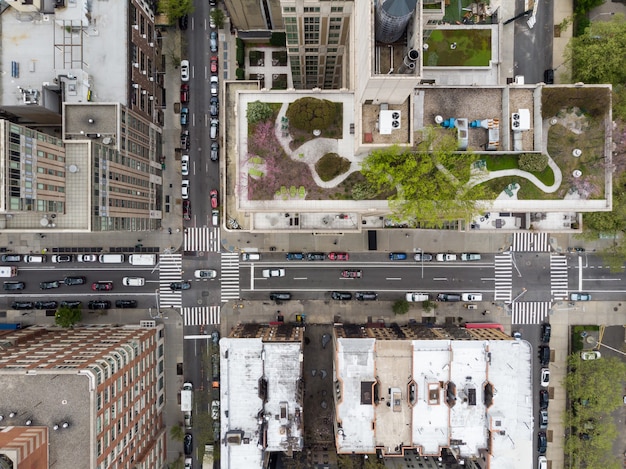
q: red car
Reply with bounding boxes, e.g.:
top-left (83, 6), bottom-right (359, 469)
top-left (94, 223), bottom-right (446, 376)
top-left (210, 56), bottom-right (218, 74)
top-left (210, 189), bottom-right (219, 209)
top-left (328, 252), bottom-right (349, 261)
top-left (180, 84), bottom-right (189, 103)
top-left (183, 200), bottom-right (191, 220)
top-left (92, 281), bottom-right (113, 291)
top-left (341, 270), bottom-right (362, 279)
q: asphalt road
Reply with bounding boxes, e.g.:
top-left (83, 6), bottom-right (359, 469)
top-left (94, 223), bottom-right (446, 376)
top-left (513, 0), bottom-right (554, 83)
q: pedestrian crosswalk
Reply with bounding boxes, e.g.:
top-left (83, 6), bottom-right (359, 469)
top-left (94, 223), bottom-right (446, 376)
top-left (494, 253), bottom-right (513, 302)
top-left (182, 306), bottom-right (221, 326)
top-left (158, 253), bottom-right (183, 308)
top-left (184, 227), bottom-right (221, 252)
top-left (511, 302), bottom-right (552, 325)
top-left (220, 252), bottom-right (240, 302)
top-left (550, 254), bottom-right (569, 300)
top-left (511, 232), bottom-right (551, 252)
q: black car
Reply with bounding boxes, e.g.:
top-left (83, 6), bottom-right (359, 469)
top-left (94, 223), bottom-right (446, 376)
top-left (541, 323), bottom-right (551, 344)
top-left (539, 345), bottom-right (551, 366)
top-left (331, 291), bottom-right (352, 300)
top-left (437, 293), bottom-right (461, 302)
top-left (270, 292), bottom-right (291, 301)
top-left (0, 254), bottom-right (21, 262)
top-left (537, 431), bottom-right (547, 454)
top-left (11, 301), bottom-right (33, 310)
top-left (178, 14), bottom-right (189, 30)
top-left (286, 252), bottom-right (304, 260)
top-left (40, 280), bottom-right (60, 290)
top-left (115, 300), bottom-right (138, 308)
top-left (539, 389), bottom-right (549, 410)
top-left (60, 300), bottom-right (82, 308)
top-left (170, 281), bottom-right (191, 291)
top-left (64, 276), bottom-right (86, 286)
top-left (88, 300), bottom-right (111, 310)
top-left (184, 433), bottom-right (193, 456)
top-left (210, 96), bottom-right (219, 117)
top-left (306, 252), bottom-right (325, 261)
top-left (35, 301), bottom-right (58, 310)
top-left (3, 281), bottom-right (25, 291)
top-left (543, 68), bottom-right (554, 84)
top-left (210, 141), bottom-right (219, 161)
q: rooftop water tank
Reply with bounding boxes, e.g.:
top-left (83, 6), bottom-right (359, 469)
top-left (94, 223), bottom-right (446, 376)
top-left (375, 0), bottom-right (418, 44)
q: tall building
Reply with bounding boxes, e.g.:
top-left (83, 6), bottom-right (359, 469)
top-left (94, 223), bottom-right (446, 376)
top-left (0, 324), bottom-right (166, 469)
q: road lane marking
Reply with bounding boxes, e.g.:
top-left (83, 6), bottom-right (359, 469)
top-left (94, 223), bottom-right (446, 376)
top-left (579, 256), bottom-right (582, 291)
top-left (293, 277), bottom-right (308, 280)
top-left (386, 277), bottom-right (401, 280)
top-left (433, 278), bottom-right (448, 281)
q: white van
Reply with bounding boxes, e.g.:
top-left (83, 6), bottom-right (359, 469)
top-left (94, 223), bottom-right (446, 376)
top-left (406, 292), bottom-right (429, 302)
top-left (99, 253), bottom-right (125, 264)
top-left (25, 255), bottom-right (47, 263)
top-left (123, 277), bottom-right (145, 287)
top-left (241, 252), bottom-right (261, 261)
top-left (128, 254), bottom-right (157, 266)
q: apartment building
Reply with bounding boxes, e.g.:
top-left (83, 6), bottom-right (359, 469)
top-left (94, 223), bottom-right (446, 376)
top-left (0, 324), bottom-right (166, 469)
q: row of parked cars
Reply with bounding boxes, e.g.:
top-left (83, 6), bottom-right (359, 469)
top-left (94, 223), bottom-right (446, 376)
top-left (10, 299), bottom-right (137, 310)
top-left (537, 322), bottom-right (551, 462)
top-left (283, 252), bottom-right (482, 261)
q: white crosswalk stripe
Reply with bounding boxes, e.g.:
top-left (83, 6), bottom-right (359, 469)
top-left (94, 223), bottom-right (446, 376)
top-left (220, 252), bottom-right (240, 302)
top-left (494, 253), bottom-right (513, 302)
top-left (511, 302), bottom-right (552, 325)
top-left (550, 254), bottom-right (569, 300)
top-left (158, 253), bottom-right (183, 308)
top-left (182, 306), bottom-right (221, 326)
top-left (184, 227), bottom-right (221, 252)
top-left (511, 232), bottom-right (551, 252)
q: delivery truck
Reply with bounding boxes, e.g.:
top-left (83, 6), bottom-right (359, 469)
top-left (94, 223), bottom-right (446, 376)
top-left (128, 254), bottom-right (157, 266)
top-left (0, 266), bottom-right (18, 277)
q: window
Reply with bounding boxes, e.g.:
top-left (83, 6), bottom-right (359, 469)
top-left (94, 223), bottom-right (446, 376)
top-left (283, 6), bottom-right (295, 12)
top-left (304, 17), bottom-right (320, 44)
top-left (331, 6), bottom-right (343, 12)
top-left (303, 6), bottom-right (319, 12)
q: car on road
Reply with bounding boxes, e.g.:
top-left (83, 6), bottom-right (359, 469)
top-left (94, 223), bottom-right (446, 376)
top-left (210, 31), bottom-right (218, 52)
top-left (40, 280), bottom-right (60, 290)
top-left (210, 189), bottom-right (219, 208)
top-left (24, 255), bottom-right (46, 263)
top-left (64, 276), bottom-right (86, 286)
top-left (539, 389), bottom-right (549, 410)
top-left (461, 293), bottom-right (482, 301)
top-left (413, 253), bottom-right (433, 262)
top-left (210, 141), bottom-right (219, 161)
top-left (180, 60), bottom-right (190, 82)
top-left (328, 252), bottom-right (349, 261)
top-left (115, 300), bottom-right (138, 309)
top-left (180, 130), bottom-right (190, 150)
top-left (286, 252), bottom-right (304, 260)
top-left (263, 268), bottom-right (285, 278)
top-left (183, 200), bottom-right (191, 220)
top-left (460, 253), bottom-right (481, 261)
top-left (537, 431), bottom-right (547, 455)
top-left (181, 154), bottom-right (189, 176)
top-left (209, 8), bottom-right (217, 28)
top-left (180, 84), bottom-right (189, 103)
top-left (180, 107), bottom-right (189, 125)
top-left (570, 292), bottom-right (591, 301)
top-left (538, 456), bottom-right (547, 469)
top-left (437, 293), bottom-right (461, 302)
top-left (543, 68), bottom-right (554, 84)
top-left (541, 323), bottom-right (551, 343)
top-left (331, 291), bottom-right (352, 300)
top-left (178, 14), bottom-right (188, 30)
top-left (539, 410), bottom-right (548, 430)
top-left (92, 281), bottom-right (113, 291)
top-left (11, 301), bottom-right (33, 310)
top-left (170, 281), bottom-right (191, 291)
top-left (52, 254), bottom-right (73, 263)
top-left (77, 254), bottom-right (97, 262)
top-left (436, 253), bottom-right (457, 262)
top-left (35, 301), bottom-right (58, 310)
top-left (209, 96), bottom-right (219, 117)
top-left (341, 270), bottom-right (361, 278)
top-left (389, 252), bottom-right (407, 260)
top-left (88, 300), bottom-right (111, 310)
top-left (307, 252), bottom-right (325, 261)
top-left (194, 269), bottom-right (217, 279)
top-left (211, 209), bottom-right (219, 227)
top-left (184, 413), bottom-right (192, 429)
top-left (406, 292), bottom-right (429, 302)
top-left (539, 345), bottom-right (551, 366)
top-left (270, 292), bottom-right (291, 301)
top-left (540, 368), bottom-right (550, 387)
top-left (211, 330), bottom-right (220, 344)
top-left (210, 75), bottom-right (218, 96)
top-left (580, 350), bottom-right (601, 360)
top-left (0, 254), bottom-right (21, 262)
top-left (210, 118), bottom-right (219, 139)
top-left (210, 56), bottom-right (218, 74)
top-left (184, 433), bottom-right (193, 455)
top-left (60, 300), bottom-right (82, 308)
top-left (184, 458), bottom-right (192, 469)
top-left (211, 400), bottom-right (220, 420)
top-left (181, 179), bottom-right (190, 199)
top-left (355, 291), bottom-right (377, 301)
top-left (3, 281), bottom-right (25, 291)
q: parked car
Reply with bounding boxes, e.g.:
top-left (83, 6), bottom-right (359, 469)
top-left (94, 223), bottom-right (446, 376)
top-left (437, 293), bottom-right (461, 302)
top-left (331, 291), bottom-right (352, 300)
top-left (540, 368), bottom-right (550, 387)
top-left (181, 154), bottom-right (189, 176)
top-left (183, 200), bottom-right (191, 220)
top-left (541, 323), bottom-right (551, 343)
top-left (180, 107), bottom-right (189, 125)
top-left (64, 276), bottom-right (86, 286)
top-left (211, 400), bottom-right (220, 420)
top-left (88, 300), bottom-right (111, 310)
top-left (211, 330), bottom-right (220, 345)
top-left (115, 300), bottom-right (138, 308)
top-left (3, 281), bottom-right (25, 291)
top-left (270, 292), bottom-right (291, 301)
top-left (263, 268), bottom-right (285, 278)
top-left (543, 68), bottom-right (554, 84)
top-left (210, 31), bottom-right (218, 52)
top-left (210, 118), bottom-right (219, 139)
top-left (355, 291), bottom-right (377, 301)
top-left (52, 254), bottom-right (73, 263)
top-left (210, 56), bottom-right (218, 73)
top-left (210, 141), bottom-right (219, 161)
top-left (184, 413), bottom-right (192, 429)
top-left (537, 431), bottom-right (547, 455)
top-left (341, 270), bottom-right (361, 278)
top-left (11, 301), bottom-right (33, 310)
top-left (286, 253), bottom-right (304, 260)
top-left (539, 410), bottom-right (548, 430)
top-left (182, 179), bottom-right (190, 199)
top-left (194, 269), bottom-right (217, 279)
top-left (60, 300), bottom-right (82, 308)
top-left (92, 281), bottom-right (113, 291)
top-left (327, 252), bottom-right (349, 261)
top-left (178, 14), bottom-right (188, 30)
top-left (307, 252), bottom-right (325, 261)
top-left (389, 252), bottom-right (407, 260)
top-left (210, 75), bottom-right (218, 96)
top-left (539, 389), bottom-right (549, 410)
top-left (35, 301), bottom-right (58, 310)
top-left (461, 293), bottom-right (483, 301)
top-left (539, 345), bottom-right (551, 366)
top-left (180, 130), bottom-right (190, 150)
top-left (40, 280), bottom-right (60, 290)
top-left (180, 60), bottom-right (190, 81)
top-left (77, 254), bottom-right (97, 262)
top-left (209, 8), bottom-right (217, 28)
top-left (413, 253), bottom-right (433, 262)
top-left (184, 433), bottom-right (193, 456)
top-left (209, 96), bottom-right (219, 117)
top-left (210, 189), bottom-right (219, 209)
top-left (460, 253), bottom-right (481, 261)
top-left (580, 351), bottom-right (601, 360)
top-left (570, 292), bottom-right (591, 301)
top-left (0, 254), bottom-right (21, 262)
top-left (538, 456), bottom-right (547, 469)
top-left (406, 293), bottom-right (429, 302)
top-left (436, 253), bottom-right (457, 262)
top-left (170, 281), bottom-right (191, 291)
top-left (180, 84), bottom-right (189, 103)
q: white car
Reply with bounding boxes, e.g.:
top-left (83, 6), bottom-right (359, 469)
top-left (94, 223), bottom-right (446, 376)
top-left (405, 293), bottom-right (429, 302)
top-left (211, 400), bottom-right (220, 420)
top-left (540, 368), bottom-right (550, 387)
top-left (538, 456), bottom-right (547, 469)
top-left (182, 179), bottom-right (190, 199)
top-left (194, 269), bottom-right (217, 279)
top-left (211, 209), bottom-right (219, 227)
top-left (580, 350), bottom-right (601, 360)
top-left (209, 8), bottom-right (217, 28)
top-left (180, 60), bottom-right (190, 82)
top-left (436, 253), bottom-right (457, 262)
top-left (77, 254), bottom-right (97, 262)
top-left (181, 154), bottom-right (189, 176)
top-left (461, 293), bottom-right (482, 301)
top-left (184, 457), bottom-right (192, 469)
top-left (210, 75), bottom-right (218, 96)
top-left (262, 268), bottom-right (285, 278)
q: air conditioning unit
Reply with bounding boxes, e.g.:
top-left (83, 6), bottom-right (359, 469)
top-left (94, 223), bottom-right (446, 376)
top-left (392, 111), bottom-right (400, 120)
top-left (392, 120), bottom-right (400, 128)
top-left (511, 113), bottom-right (520, 128)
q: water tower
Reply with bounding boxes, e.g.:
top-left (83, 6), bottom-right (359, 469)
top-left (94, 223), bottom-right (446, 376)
top-left (375, 0), bottom-right (418, 44)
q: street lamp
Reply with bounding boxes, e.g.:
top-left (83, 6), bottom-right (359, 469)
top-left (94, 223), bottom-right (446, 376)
top-left (585, 335), bottom-right (626, 357)
top-left (589, 11), bottom-right (615, 21)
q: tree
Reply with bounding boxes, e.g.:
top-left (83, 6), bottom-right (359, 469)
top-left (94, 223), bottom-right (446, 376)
top-left (54, 306), bottom-right (81, 328)
top-left (518, 153), bottom-right (548, 172)
top-left (286, 97), bottom-right (335, 132)
top-left (392, 299), bottom-right (410, 315)
top-left (158, 0), bottom-right (193, 23)
top-left (352, 181), bottom-right (378, 200)
top-left (170, 424), bottom-right (184, 442)
top-left (211, 8), bottom-right (225, 29)
top-left (247, 101), bottom-right (273, 124)
top-left (361, 129), bottom-right (489, 225)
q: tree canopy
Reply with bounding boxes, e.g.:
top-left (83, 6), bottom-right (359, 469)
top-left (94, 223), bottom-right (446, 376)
top-left (158, 0), bottom-right (193, 22)
top-left (360, 128), bottom-right (489, 225)
top-left (54, 306), bottom-right (82, 328)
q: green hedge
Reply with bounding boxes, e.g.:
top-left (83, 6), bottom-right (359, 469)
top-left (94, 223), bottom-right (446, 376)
top-left (236, 38), bottom-right (245, 66)
top-left (236, 68), bottom-right (245, 80)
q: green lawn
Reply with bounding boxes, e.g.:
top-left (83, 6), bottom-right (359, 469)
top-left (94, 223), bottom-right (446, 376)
top-left (424, 29), bottom-right (491, 66)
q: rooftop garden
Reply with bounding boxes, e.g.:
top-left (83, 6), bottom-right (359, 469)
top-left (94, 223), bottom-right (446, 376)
top-left (423, 28), bottom-right (492, 67)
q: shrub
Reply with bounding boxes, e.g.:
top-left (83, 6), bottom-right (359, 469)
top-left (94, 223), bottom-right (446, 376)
top-left (269, 32), bottom-right (286, 47)
top-left (315, 153), bottom-right (351, 182)
top-left (393, 300), bottom-right (410, 315)
top-left (236, 38), bottom-right (245, 66)
top-left (352, 181), bottom-right (378, 200)
top-left (247, 101), bottom-right (273, 124)
top-left (519, 153), bottom-right (549, 172)
top-left (235, 68), bottom-right (245, 80)
top-left (286, 97), bottom-right (335, 132)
